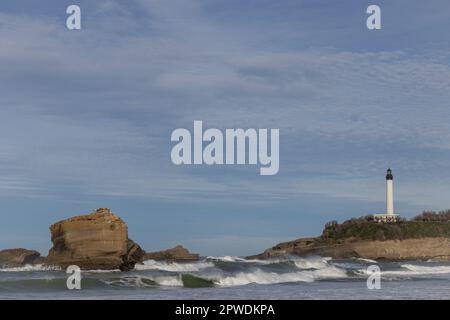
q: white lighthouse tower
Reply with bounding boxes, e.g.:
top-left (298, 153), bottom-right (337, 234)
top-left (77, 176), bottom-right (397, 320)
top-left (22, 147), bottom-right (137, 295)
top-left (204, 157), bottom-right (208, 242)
top-left (374, 168), bottom-right (399, 223)
top-left (386, 168), bottom-right (394, 215)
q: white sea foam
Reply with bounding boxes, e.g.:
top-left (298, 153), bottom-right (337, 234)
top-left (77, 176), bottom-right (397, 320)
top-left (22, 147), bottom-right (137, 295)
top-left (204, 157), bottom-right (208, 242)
top-left (206, 256), bottom-right (251, 263)
top-left (355, 258), bottom-right (378, 263)
top-left (206, 255), bottom-right (286, 264)
top-left (84, 269), bottom-right (121, 273)
top-left (135, 259), bottom-right (214, 272)
top-left (216, 269), bottom-right (313, 286)
top-left (127, 256), bottom-right (348, 287)
top-left (102, 274), bottom-right (184, 288)
top-left (0, 264), bottom-right (122, 273)
top-left (293, 256), bottom-right (332, 270)
top-left (155, 275), bottom-right (184, 287)
top-left (207, 255), bottom-right (334, 267)
top-left (103, 276), bottom-right (154, 288)
top-left (398, 264), bottom-right (450, 275)
top-left (216, 265), bottom-right (347, 287)
top-left (356, 263), bottom-right (450, 278)
top-left (0, 264), bottom-right (61, 272)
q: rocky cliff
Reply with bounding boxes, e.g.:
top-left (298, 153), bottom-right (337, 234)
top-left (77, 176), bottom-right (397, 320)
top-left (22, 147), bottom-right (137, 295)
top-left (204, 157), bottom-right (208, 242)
top-left (249, 217), bottom-right (450, 261)
top-left (144, 245), bottom-right (199, 261)
top-left (46, 208), bottom-right (144, 270)
top-left (249, 236), bottom-right (450, 261)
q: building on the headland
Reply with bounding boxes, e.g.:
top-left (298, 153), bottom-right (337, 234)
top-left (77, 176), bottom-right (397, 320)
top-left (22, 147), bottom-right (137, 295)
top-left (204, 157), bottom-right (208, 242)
top-left (373, 168), bottom-right (400, 223)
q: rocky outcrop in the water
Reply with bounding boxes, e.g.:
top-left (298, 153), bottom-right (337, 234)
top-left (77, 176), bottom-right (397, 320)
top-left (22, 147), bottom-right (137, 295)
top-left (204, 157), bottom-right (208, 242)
top-left (249, 217), bottom-right (450, 261)
top-left (122, 239), bottom-right (146, 271)
top-left (248, 237), bottom-right (450, 261)
top-left (0, 248), bottom-right (42, 267)
top-left (46, 208), bottom-right (144, 271)
top-left (144, 245), bottom-right (199, 261)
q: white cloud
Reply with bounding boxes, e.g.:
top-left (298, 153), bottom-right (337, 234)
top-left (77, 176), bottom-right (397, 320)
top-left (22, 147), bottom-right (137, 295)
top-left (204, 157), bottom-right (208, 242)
top-left (0, 2), bottom-right (449, 212)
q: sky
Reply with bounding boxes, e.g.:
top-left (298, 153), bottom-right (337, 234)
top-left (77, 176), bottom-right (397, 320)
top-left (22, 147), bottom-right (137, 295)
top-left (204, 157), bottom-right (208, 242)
top-left (1, 0), bottom-right (450, 256)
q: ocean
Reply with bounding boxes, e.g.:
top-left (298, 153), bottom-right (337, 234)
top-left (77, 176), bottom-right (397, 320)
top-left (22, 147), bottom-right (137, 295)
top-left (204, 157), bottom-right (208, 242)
top-left (1, 256), bottom-right (450, 299)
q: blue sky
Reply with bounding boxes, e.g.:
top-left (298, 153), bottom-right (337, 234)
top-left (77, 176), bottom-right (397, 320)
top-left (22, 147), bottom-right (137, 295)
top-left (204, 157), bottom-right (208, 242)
top-left (1, 0), bottom-right (450, 256)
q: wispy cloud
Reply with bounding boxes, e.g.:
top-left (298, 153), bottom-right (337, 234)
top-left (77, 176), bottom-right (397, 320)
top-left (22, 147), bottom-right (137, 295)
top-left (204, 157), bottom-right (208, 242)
top-left (1, 2), bottom-right (450, 205)
top-left (0, 0), bottom-right (450, 254)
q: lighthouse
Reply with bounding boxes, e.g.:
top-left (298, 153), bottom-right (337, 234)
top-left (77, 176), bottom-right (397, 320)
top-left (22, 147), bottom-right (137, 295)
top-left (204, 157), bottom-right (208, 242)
top-left (386, 168), bottom-right (394, 215)
top-left (373, 168), bottom-right (399, 223)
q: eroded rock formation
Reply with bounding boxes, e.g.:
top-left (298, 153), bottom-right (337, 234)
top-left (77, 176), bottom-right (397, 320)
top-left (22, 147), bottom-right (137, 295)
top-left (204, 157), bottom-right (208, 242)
top-left (46, 208), bottom-right (144, 270)
top-left (248, 237), bottom-right (450, 261)
top-left (0, 248), bottom-right (42, 267)
top-left (144, 245), bottom-right (199, 262)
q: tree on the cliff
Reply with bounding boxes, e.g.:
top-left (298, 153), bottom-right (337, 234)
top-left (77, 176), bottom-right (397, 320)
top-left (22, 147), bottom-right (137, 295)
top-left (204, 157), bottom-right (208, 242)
top-left (414, 210), bottom-right (450, 222)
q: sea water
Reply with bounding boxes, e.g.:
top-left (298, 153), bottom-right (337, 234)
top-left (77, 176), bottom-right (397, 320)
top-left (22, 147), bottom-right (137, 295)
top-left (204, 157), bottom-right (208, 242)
top-left (1, 256), bottom-right (450, 299)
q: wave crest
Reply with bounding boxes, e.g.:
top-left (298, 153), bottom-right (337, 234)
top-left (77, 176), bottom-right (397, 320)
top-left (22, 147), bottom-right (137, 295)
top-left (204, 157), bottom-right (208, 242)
top-left (216, 265), bottom-right (347, 287)
top-left (135, 259), bottom-right (214, 272)
top-left (0, 264), bottom-right (61, 272)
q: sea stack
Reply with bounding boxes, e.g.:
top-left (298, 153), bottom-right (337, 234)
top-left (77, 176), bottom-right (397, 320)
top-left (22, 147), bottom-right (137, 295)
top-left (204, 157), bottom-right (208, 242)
top-left (46, 208), bottom-right (144, 271)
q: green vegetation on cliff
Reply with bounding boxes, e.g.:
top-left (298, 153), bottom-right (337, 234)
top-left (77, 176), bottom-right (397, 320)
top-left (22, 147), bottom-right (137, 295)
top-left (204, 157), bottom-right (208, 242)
top-left (321, 211), bottom-right (450, 243)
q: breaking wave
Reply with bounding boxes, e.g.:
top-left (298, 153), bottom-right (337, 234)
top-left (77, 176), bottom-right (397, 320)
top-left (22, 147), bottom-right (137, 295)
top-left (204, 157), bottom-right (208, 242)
top-left (215, 265), bottom-right (347, 287)
top-left (205, 256), bottom-right (270, 264)
top-left (133, 256), bottom-right (348, 287)
top-left (355, 263), bottom-right (450, 280)
top-left (102, 274), bottom-right (214, 288)
top-left (393, 264), bottom-right (450, 276)
top-left (104, 256), bottom-right (348, 288)
top-left (355, 258), bottom-right (378, 264)
top-left (293, 256), bottom-right (333, 270)
top-left (4, 256), bottom-right (450, 292)
top-left (135, 260), bottom-right (214, 272)
top-left (0, 264), bottom-right (61, 272)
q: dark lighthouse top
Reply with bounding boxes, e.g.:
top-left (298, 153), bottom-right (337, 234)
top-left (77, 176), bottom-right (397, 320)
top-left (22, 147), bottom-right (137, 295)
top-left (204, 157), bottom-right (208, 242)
top-left (386, 168), bottom-right (393, 180)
